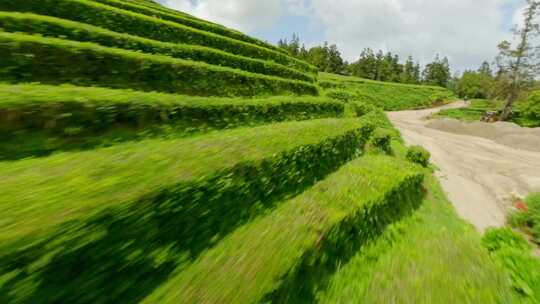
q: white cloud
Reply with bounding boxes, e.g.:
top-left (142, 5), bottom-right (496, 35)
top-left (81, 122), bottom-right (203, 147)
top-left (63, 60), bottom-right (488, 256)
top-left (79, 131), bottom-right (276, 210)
top-left (305, 0), bottom-right (523, 72)
top-left (161, 0), bottom-right (528, 72)
top-left (163, 0), bottom-right (282, 32)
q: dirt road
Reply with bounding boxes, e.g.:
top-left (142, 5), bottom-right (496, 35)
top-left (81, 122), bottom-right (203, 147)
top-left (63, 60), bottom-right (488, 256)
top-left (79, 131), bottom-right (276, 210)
top-left (388, 102), bottom-right (540, 231)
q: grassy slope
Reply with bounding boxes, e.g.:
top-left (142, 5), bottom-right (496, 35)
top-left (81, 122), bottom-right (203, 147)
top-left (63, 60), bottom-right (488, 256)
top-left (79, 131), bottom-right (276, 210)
top-left (319, 72), bottom-right (455, 110)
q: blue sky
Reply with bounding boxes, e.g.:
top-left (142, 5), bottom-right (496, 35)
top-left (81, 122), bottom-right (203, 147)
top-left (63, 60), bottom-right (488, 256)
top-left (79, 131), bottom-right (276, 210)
top-left (161, 0), bottom-right (527, 73)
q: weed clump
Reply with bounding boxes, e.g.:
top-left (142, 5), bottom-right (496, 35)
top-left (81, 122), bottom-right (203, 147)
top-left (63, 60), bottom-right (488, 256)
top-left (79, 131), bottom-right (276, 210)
top-left (406, 145), bottom-right (430, 167)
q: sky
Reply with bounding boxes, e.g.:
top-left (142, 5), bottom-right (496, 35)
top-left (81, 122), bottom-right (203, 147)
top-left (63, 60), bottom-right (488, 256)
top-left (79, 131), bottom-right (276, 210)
top-left (159, 0), bottom-right (528, 73)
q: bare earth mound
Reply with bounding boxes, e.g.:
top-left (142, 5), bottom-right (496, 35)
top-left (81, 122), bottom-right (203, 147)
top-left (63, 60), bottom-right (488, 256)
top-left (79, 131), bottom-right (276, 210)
top-left (388, 102), bottom-right (540, 231)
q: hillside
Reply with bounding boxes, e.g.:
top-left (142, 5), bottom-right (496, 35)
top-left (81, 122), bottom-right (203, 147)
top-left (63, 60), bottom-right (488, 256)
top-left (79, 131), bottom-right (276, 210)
top-left (0, 1), bottom-right (516, 303)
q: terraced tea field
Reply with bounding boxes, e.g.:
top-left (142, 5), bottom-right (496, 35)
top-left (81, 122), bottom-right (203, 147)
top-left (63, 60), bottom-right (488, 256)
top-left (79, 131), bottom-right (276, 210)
top-left (0, 0), bottom-right (521, 303)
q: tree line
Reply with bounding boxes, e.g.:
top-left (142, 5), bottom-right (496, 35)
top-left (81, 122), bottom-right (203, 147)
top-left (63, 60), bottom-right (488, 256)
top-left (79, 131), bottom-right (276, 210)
top-left (278, 34), bottom-right (451, 87)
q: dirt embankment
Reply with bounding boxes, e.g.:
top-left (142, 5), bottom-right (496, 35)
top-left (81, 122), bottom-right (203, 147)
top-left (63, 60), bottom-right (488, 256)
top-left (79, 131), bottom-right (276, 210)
top-left (388, 102), bottom-right (540, 231)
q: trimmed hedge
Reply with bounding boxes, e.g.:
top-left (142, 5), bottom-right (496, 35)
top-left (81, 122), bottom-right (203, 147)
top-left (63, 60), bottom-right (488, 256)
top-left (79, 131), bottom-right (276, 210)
top-left (91, 0), bottom-right (287, 54)
top-left (0, 13), bottom-right (314, 83)
top-left (0, 83), bottom-right (342, 137)
top-left (0, 33), bottom-right (319, 96)
top-left (143, 156), bottom-right (424, 303)
top-left (0, 0), bottom-right (317, 75)
top-left (0, 119), bottom-right (371, 303)
top-left (0, 117), bottom-right (372, 248)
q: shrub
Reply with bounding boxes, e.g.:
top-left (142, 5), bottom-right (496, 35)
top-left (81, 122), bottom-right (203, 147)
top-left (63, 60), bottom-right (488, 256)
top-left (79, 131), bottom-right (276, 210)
top-left (350, 101), bottom-right (375, 117)
top-left (406, 145), bottom-right (431, 167)
top-left (508, 193), bottom-right (540, 244)
top-left (0, 32), bottom-right (318, 97)
top-left (523, 91), bottom-right (540, 120)
top-left (370, 128), bottom-right (393, 153)
top-left (325, 89), bottom-right (355, 103)
top-left (482, 228), bottom-right (532, 253)
top-left (0, 13), bottom-right (315, 83)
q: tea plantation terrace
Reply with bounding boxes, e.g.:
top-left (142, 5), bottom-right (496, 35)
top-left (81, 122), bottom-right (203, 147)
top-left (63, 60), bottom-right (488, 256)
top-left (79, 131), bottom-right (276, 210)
top-left (0, 0), bottom-right (518, 302)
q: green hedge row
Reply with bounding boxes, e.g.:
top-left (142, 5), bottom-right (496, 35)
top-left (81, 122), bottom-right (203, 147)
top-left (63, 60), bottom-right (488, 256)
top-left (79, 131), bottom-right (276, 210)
top-left (91, 0), bottom-right (287, 54)
top-left (144, 156), bottom-right (424, 303)
top-left (0, 33), bottom-right (319, 97)
top-left (0, 13), bottom-right (315, 83)
top-left (0, 0), bottom-right (317, 75)
top-left (0, 84), bottom-right (341, 136)
top-left (0, 121), bottom-right (383, 303)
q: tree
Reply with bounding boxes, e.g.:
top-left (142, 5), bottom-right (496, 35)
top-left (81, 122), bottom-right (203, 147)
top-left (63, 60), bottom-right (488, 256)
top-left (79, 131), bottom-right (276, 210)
top-left (498, 0), bottom-right (540, 121)
top-left (478, 61), bottom-right (493, 77)
top-left (422, 55), bottom-right (451, 87)
top-left (456, 71), bottom-right (494, 99)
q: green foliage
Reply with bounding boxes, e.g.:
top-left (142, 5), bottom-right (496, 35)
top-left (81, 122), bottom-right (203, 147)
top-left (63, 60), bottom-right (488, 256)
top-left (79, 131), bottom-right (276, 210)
top-left (422, 55), bottom-right (451, 87)
top-left (319, 73), bottom-right (455, 110)
top-left (524, 91), bottom-right (540, 120)
top-left (0, 33), bottom-right (318, 97)
top-left (492, 248), bottom-right (540, 298)
top-left (350, 100), bottom-right (375, 117)
top-left (0, 119), bottom-right (375, 303)
top-left (482, 228), bottom-right (532, 253)
top-left (347, 49), bottom-right (419, 84)
top-left (406, 145), bottom-right (431, 167)
top-left (325, 89), bottom-right (355, 103)
top-left (509, 193), bottom-right (540, 244)
top-left (0, 84), bottom-right (344, 159)
top-left (0, 13), bottom-right (315, 82)
top-left (370, 128), bottom-right (393, 154)
top-left (0, 0), bottom-right (316, 74)
top-left (456, 71), bottom-right (495, 99)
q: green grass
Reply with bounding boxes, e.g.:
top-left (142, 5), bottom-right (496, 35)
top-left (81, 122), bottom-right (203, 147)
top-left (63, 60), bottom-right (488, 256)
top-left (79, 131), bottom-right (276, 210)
top-left (0, 12), bottom-right (315, 81)
top-left (319, 72), bottom-right (455, 110)
top-left (438, 99), bottom-right (540, 127)
top-left (509, 193), bottom-right (540, 244)
top-left (0, 32), bottom-right (318, 96)
top-left (0, 0), bottom-right (317, 73)
top-left (142, 156), bottom-right (424, 303)
top-left (315, 173), bottom-right (516, 303)
top-left (0, 117), bottom-right (372, 246)
top-left (438, 99), bottom-right (502, 121)
top-left (0, 84), bottom-right (340, 159)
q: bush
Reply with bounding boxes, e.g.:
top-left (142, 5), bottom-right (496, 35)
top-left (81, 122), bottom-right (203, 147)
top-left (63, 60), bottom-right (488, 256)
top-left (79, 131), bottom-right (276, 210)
top-left (482, 228), bottom-right (532, 253)
top-left (0, 0), bottom-right (317, 74)
top-left (523, 91), bottom-right (540, 120)
top-left (406, 145), bottom-right (431, 167)
top-left (350, 101), bottom-right (375, 117)
top-left (508, 193), bottom-right (540, 244)
top-left (370, 128), bottom-right (393, 153)
top-left (0, 32), bottom-right (319, 97)
top-left (0, 13), bottom-right (315, 83)
top-left (325, 89), bottom-right (355, 103)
